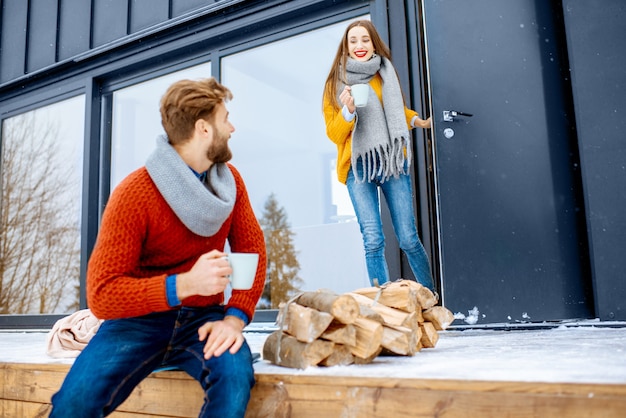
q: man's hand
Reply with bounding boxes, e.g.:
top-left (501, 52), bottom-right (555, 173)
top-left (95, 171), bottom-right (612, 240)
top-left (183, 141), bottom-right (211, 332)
top-left (176, 250), bottom-right (231, 300)
top-left (198, 316), bottom-right (246, 360)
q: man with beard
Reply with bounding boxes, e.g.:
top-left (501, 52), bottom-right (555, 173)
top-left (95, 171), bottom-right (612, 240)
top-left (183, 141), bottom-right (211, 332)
top-left (50, 78), bottom-right (266, 418)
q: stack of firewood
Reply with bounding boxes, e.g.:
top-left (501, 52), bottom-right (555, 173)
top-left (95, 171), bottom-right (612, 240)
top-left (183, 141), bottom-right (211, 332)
top-left (262, 280), bottom-right (454, 369)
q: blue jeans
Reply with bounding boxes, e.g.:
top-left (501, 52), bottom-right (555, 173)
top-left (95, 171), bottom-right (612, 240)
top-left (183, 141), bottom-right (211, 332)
top-left (49, 306), bottom-right (255, 418)
top-left (347, 162), bottom-right (435, 292)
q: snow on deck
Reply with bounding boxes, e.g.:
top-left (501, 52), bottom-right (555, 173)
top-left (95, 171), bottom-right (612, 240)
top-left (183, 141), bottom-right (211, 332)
top-left (2, 322), bottom-right (625, 384)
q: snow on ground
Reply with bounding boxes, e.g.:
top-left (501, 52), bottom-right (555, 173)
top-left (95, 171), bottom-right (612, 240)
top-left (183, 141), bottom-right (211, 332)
top-left (2, 322), bottom-right (625, 384)
top-left (250, 324), bottom-right (626, 383)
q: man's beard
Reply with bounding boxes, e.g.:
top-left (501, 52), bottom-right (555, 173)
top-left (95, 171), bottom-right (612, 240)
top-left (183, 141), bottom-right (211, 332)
top-left (206, 125), bottom-right (232, 163)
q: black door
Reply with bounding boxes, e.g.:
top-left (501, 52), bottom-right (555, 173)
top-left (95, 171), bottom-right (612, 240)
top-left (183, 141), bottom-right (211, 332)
top-left (422, 0), bottom-right (593, 324)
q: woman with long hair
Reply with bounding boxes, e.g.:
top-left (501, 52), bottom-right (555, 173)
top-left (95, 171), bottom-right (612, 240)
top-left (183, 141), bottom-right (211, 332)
top-left (322, 20), bottom-right (435, 293)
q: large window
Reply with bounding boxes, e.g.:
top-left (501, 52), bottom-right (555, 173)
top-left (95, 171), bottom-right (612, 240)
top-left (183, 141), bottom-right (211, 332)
top-left (0, 96), bottom-right (85, 314)
top-left (108, 18), bottom-right (370, 311)
top-left (111, 62), bottom-right (212, 188)
top-left (0, 2), bottom-right (378, 330)
top-left (222, 18), bottom-right (369, 308)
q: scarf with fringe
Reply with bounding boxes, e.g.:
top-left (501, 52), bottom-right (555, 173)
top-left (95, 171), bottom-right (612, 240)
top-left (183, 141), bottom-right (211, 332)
top-left (340, 55), bottom-right (411, 183)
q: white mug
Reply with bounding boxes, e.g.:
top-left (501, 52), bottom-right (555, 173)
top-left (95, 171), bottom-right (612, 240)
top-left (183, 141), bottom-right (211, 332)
top-left (350, 83), bottom-right (370, 107)
top-left (224, 253), bottom-right (259, 290)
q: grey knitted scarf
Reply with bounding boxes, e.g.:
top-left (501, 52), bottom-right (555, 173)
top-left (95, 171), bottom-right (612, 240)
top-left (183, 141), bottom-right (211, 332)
top-left (340, 55), bottom-right (411, 183)
top-left (145, 135), bottom-right (236, 237)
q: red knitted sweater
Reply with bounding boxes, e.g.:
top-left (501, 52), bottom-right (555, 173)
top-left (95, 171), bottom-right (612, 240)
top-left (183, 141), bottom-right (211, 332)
top-left (86, 164), bottom-right (266, 321)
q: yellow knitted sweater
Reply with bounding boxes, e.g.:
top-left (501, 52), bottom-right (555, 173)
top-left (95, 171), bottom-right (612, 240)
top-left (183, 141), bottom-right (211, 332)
top-left (323, 73), bottom-right (419, 184)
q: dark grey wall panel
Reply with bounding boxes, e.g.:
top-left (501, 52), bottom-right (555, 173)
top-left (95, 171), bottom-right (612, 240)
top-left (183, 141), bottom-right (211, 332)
top-left (562, 0), bottom-right (626, 320)
top-left (92, 0), bottom-right (129, 47)
top-left (0, 0), bottom-right (250, 86)
top-left (58, 0), bottom-right (92, 61)
top-left (130, 0), bottom-right (169, 33)
top-left (0, 0), bottom-right (27, 83)
top-left (172, 0), bottom-right (210, 17)
top-left (27, 0), bottom-right (59, 72)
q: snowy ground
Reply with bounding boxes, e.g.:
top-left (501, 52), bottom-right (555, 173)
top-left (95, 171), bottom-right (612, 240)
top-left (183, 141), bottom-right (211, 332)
top-left (2, 321), bottom-right (625, 384)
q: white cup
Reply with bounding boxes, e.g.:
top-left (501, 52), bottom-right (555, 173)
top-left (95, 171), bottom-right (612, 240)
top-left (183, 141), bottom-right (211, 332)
top-left (350, 83), bottom-right (370, 107)
top-left (225, 253), bottom-right (259, 290)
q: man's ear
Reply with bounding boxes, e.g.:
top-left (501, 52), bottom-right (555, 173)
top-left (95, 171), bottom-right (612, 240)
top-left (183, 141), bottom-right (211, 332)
top-left (194, 119), bottom-right (211, 137)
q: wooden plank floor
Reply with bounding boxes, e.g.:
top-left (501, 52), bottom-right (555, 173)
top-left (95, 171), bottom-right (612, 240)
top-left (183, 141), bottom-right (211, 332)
top-left (2, 362), bottom-right (626, 418)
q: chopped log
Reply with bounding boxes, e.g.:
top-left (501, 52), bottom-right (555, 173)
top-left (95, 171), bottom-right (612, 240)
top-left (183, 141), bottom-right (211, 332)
top-left (296, 291), bottom-right (359, 324)
top-left (352, 280), bottom-right (420, 312)
top-left (320, 322), bottom-right (357, 346)
top-left (414, 326), bottom-right (423, 352)
top-left (359, 305), bottom-right (384, 323)
top-left (348, 292), bottom-right (417, 329)
top-left (353, 346), bottom-right (383, 364)
top-left (402, 311), bottom-right (424, 331)
top-left (319, 344), bottom-right (355, 367)
top-left (262, 330), bottom-right (334, 369)
top-left (404, 281), bottom-right (438, 309)
top-left (348, 317), bottom-right (383, 359)
top-left (414, 307), bottom-right (425, 324)
top-left (282, 302), bottom-right (334, 343)
top-left (381, 324), bottom-right (417, 356)
top-left (419, 322), bottom-right (439, 348)
top-left (422, 306), bottom-right (455, 330)
top-left (400, 310), bottom-right (420, 331)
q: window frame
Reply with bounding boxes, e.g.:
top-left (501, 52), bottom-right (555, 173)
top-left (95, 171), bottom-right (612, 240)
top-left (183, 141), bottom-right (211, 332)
top-left (0, 1), bottom-right (374, 329)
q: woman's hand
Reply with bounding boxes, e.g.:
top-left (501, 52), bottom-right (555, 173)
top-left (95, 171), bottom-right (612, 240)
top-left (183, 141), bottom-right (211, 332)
top-left (415, 116), bottom-right (432, 129)
top-left (339, 85), bottom-right (356, 114)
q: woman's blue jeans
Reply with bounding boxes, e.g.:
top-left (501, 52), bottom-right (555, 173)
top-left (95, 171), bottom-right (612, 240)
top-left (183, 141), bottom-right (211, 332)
top-left (347, 163), bottom-right (435, 292)
top-left (49, 306), bottom-right (255, 418)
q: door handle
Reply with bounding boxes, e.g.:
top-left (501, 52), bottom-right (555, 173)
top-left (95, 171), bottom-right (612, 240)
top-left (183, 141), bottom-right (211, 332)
top-left (443, 110), bottom-right (473, 122)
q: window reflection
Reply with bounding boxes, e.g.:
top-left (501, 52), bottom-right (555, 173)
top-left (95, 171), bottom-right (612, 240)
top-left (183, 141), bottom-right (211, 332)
top-left (222, 17), bottom-right (370, 307)
top-left (0, 96), bottom-right (85, 314)
top-left (108, 19), bottom-right (372, 311)
top-left (111, 62), bottom-right (212, 188)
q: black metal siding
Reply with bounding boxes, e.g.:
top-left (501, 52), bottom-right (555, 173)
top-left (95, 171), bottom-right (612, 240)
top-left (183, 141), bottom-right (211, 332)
top-left (172, 0), bottom-right (210, 17)
top-left (92, 0), bottom-right (129, 47)
top-left (130, 0), bottom-right (170, 33)
top-left (562, 0), bottom-right (626, 320)
top-left (0, 0), bottom-right (249, 85)
top-left (58, 0), bottom-right (92, 61)
top-left (27, 0), bottom-right (59, 72)
top-left (0, 0), bottom-right (28, 82)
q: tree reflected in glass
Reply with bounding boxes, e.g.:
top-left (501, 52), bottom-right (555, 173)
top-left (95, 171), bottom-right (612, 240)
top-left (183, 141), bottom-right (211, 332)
top-left (1, 97), bottom-right (84, 314)
top-left (259, 193), bottom-right (304, 309)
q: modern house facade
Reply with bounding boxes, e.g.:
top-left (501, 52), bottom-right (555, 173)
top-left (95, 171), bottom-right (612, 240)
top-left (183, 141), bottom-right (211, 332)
top-left (1, 0), bottom-right (624, 327)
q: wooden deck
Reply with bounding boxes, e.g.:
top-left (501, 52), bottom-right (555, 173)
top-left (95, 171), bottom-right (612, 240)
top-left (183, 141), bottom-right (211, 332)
top-left (2, 361), bottom-right (626, 417)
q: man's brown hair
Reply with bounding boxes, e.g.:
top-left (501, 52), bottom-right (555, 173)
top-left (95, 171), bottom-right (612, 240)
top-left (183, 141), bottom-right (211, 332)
top-left (160, 77), bottom-right (233, 144)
